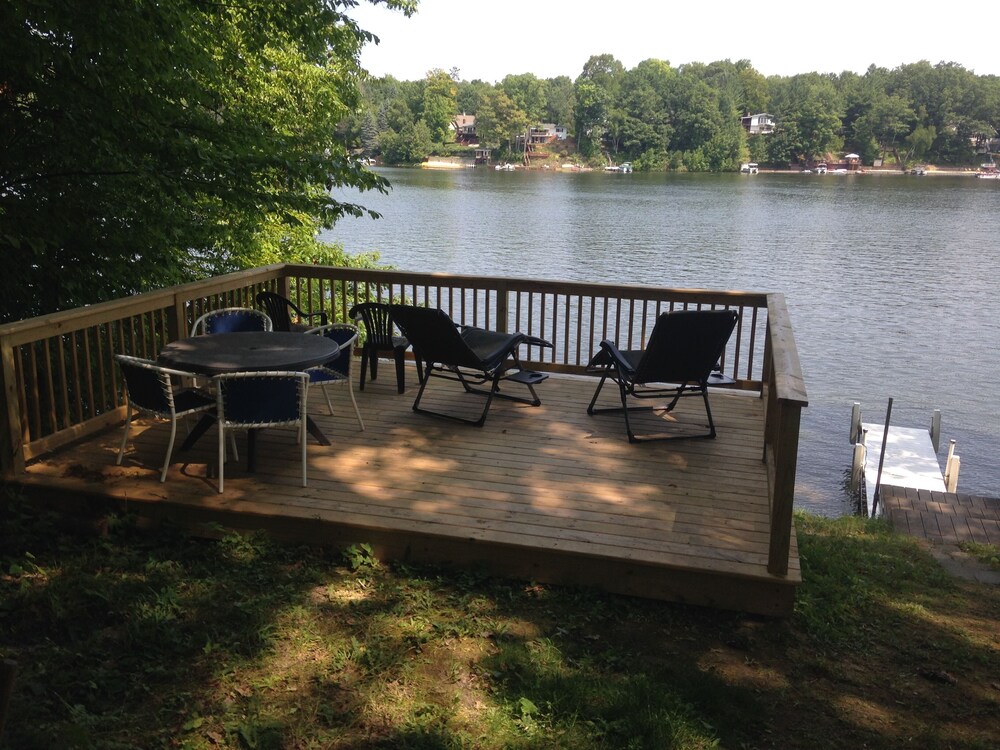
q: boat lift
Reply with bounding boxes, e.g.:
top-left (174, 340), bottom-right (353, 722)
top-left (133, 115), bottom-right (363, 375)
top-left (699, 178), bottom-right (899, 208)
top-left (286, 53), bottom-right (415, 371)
top-left (849, 400), bottom-right (960, 515)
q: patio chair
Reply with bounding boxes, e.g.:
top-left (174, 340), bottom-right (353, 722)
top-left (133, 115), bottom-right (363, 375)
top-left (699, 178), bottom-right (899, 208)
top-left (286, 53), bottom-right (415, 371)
top-left (305, 323), bottom-right (365, 431)
top-left (190, 307), bottom-right (272, 336)
top-left (114, 354), bottom-right (216, 482)
top-left (586, 309), bottom-right (739, 442)
top-left (213, 371), bottom-right (309, 492)
top-left (348, 302), bottom-right (422, 393)
top-left (389, 304), bottom-right (549, 427)
top-left (256, 291), bottom-right (328, 332)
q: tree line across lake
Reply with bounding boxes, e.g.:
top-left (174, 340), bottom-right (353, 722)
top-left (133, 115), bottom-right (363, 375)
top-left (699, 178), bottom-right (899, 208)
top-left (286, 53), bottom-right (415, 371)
top-left (342, 56), bottom-right (1000, 171)
top-left (3, 0), bottom-right (996, 322)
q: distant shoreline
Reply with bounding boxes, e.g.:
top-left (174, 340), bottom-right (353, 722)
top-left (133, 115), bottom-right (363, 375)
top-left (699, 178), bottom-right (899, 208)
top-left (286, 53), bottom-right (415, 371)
top-left (412, 159), bottom-right (983, 176)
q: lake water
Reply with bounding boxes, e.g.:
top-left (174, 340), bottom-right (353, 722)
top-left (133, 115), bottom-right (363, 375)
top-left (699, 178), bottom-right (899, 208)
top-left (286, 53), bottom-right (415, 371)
top-left (323, 167), bottom-right (999, 516)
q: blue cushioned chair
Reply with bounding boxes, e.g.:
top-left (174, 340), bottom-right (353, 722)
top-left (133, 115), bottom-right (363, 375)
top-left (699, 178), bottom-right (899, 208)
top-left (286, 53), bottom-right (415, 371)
top-left (305, 323), bottom-right (364, 430)
top-left (114, 354), bottom-right (216, 482)
top-left (213, 371), bottom-right (309, 492)
top-left (190, 307), bottom-right (272, 336)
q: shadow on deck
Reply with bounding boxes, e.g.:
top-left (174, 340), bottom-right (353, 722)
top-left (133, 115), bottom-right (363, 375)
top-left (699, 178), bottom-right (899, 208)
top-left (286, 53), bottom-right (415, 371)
top-left (12, 369), bottom-right (800, 616)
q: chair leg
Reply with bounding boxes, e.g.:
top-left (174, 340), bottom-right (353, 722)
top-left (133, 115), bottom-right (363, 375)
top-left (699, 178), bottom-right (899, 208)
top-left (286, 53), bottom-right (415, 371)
top-left (359, 348), bottom-right (369, 391)
top-left (368, 348), bottom-right (379, 382)
top-left (347, 381), bottom-right (365, 431)
top-left (393, 346), bottom-right (406, 393)
top-left (322, 383), bottom-right (335, 415)
top-left (217, 424), bottom-right (226, 493)
top-left (587, 372), bottom-right (612, 414)
top-left (701, 387), bottom-right (717, 439)
top-left (116, 405), bottom-right (134, 465)
top-left (161, 417), bottom-right (179, 482)
top-left (618, 382), bottom-right (639, 443)
top-left (300, 421), bottom-right (308, 487)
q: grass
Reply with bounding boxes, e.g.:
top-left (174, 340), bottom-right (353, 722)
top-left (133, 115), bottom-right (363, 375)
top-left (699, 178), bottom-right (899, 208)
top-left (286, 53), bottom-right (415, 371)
top-left (1, 495), bottom-right (998, 749)
top-left (958, 541), bottom-right (1000, 570)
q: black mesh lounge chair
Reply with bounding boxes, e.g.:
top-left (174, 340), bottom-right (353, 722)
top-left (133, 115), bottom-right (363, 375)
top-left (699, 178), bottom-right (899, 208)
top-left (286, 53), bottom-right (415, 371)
top-left (389, 304), bottom-right (550, 427)
top-left (586, 309), bottom-right (739, 442)
top-left (256, 291), bottom-right (328, 332)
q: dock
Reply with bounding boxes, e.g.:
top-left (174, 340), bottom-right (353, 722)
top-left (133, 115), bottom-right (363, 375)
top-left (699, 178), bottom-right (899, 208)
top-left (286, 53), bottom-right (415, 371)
top-left (860, 423), bottom-right (946, 496)
top-left (849, 402), bottom-right (960, 515)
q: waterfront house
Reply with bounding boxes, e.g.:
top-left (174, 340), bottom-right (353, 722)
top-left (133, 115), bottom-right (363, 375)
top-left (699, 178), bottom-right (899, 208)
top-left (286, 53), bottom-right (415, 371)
top-left (452, 113), bottom-right (477, 144)
top-left (741, 113), bottom-right (775, 135)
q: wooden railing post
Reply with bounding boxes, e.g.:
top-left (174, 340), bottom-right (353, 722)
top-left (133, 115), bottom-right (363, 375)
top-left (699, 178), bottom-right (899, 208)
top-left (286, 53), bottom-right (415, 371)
top-left (496, 279), bottom-right (509, 334)
top-left (0, 335), bottom-right (25, 477)
top-left (171, 293), bottom-right (187, 341)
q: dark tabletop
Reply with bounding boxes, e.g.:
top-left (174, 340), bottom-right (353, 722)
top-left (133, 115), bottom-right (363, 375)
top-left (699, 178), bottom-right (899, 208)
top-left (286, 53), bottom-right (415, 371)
top-left (158, 332), bottom-right (339, 376)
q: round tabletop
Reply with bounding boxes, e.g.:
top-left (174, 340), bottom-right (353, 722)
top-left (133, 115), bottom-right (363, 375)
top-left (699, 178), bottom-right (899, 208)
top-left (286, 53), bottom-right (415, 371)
top-left (158, 332), bottom-right (339, 376)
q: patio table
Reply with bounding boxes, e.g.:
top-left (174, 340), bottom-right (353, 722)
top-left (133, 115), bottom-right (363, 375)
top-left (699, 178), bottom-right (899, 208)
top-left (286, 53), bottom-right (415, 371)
top-left (158, 332), bottom-right (339, 470)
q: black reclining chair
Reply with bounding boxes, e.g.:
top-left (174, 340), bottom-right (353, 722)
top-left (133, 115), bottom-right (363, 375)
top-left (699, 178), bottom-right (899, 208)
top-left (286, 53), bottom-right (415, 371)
top-left (389, 304), bottom-right (550, 427)
top-left (586, 309), bottom-right (739, 442)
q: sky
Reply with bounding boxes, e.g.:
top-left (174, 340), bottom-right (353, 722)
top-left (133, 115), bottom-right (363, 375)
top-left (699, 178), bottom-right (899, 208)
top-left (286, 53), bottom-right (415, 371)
top-left (349, 0), bottom-right (998, 83)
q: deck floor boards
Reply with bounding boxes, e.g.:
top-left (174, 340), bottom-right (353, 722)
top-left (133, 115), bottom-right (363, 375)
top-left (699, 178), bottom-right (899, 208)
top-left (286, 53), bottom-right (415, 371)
top-left (16, 369), bottom-right (799, 614)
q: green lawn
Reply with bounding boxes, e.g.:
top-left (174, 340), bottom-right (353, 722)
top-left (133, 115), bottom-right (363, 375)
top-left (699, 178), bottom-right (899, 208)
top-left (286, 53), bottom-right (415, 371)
top-left (1, 493), bottom-right (998, 749)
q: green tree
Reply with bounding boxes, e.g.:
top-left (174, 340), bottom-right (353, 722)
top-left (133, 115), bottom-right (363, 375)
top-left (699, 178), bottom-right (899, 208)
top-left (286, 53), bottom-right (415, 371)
top-left (420, 68), bottom-right (458, 143)
top-left (852, 93), bottom-right (914, 164)
top-left (475, 90), bottom-right (529, 155)
top-left (378, 121), bottom-right (433, 164)
top-left (0, 0), bottom-right (416, 321)
top-left (767, 74), bottom-right (843, 164)
top-left (544, 76), bottom-right (576, 130)
top-left (499, 73), bottom-right (548, 123)
top-left (574, 54), bottom-right (625, 157)
top-left (617, 59), bottom-right (674, 164)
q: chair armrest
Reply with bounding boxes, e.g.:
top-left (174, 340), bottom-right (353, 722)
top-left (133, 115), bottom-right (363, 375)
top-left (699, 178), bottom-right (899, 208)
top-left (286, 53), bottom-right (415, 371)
top-left (597, 339), bottom-right (635, 375)
top-left (287, 299), bottom-right (327, 326)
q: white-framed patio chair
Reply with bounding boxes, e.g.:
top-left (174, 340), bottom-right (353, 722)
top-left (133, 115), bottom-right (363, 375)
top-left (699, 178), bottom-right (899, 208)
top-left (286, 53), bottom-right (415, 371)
top-left (114, 354), bottom-right (216, 482)
top-left (190, 307), bottom-right (272, 337)
top-left (304, 323), bottom-right (365, 431)
top-left (213, 371), bottom-right (309, 493)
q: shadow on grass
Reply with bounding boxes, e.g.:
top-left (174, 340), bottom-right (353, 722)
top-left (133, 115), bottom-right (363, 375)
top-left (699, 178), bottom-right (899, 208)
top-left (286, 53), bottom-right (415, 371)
top-left (1, 497), bottom-right (998, 750)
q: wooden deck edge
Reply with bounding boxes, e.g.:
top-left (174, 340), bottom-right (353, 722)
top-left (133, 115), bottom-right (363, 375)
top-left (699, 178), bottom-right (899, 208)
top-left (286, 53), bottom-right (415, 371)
top-left (8, 476), bottom-right (799, 618)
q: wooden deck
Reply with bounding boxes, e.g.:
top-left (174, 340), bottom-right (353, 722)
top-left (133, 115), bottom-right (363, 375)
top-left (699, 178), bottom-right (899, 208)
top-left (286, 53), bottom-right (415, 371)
top-left (12, 368), bottom-right (799, 616)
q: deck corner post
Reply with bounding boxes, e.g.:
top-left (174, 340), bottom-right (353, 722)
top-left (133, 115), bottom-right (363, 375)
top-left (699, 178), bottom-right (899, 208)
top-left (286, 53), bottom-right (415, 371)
top-left (767, 400), bottom-right (801, 575)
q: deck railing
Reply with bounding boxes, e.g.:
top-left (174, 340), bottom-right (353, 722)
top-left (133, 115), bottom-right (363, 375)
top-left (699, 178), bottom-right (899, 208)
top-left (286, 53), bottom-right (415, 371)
top-left (0, 264), bottom-right (806, 575)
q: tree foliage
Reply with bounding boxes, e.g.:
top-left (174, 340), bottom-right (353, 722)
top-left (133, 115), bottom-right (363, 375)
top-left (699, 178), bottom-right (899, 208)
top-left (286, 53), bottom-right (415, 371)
top-left (0, 0), bottom-right (415, 320)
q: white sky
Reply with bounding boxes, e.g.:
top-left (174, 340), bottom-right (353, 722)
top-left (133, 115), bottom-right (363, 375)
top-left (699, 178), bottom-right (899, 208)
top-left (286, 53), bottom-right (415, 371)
top-left (350, 0), bottom-right (998, 82)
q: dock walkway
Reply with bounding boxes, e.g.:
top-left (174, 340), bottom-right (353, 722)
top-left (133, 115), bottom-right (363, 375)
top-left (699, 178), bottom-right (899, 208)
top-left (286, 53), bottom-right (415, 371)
top-left (861, 422), bottom-right (946, 496)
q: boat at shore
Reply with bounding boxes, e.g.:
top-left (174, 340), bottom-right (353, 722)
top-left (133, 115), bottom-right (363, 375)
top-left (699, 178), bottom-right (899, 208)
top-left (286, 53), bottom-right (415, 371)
top-left (740, 162), bottom-right (759, 174)
top-left (976, 162), bottom-right (999, 179)
top-left (604, 162), bottom-right (633, 173)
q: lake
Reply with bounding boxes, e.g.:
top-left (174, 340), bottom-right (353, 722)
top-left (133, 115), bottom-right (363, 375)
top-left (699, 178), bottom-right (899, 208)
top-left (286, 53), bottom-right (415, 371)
top-left (324, 167), bottom-right (999, 516)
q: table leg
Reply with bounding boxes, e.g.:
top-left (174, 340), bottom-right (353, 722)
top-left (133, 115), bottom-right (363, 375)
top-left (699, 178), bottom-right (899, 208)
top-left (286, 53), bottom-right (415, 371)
top-left (306, 416), bottom-right (331, 446)
top-left (179, 414), bottom-right (215, 451)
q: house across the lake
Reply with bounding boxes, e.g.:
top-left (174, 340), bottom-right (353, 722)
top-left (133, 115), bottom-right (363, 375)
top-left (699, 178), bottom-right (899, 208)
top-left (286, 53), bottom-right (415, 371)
top-left (741, 113), bottom-right (775, 135)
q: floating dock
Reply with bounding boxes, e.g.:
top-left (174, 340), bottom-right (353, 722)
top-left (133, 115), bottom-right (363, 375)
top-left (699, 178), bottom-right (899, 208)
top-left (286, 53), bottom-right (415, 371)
top-left (849, 402), bottom-right (959, 514)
